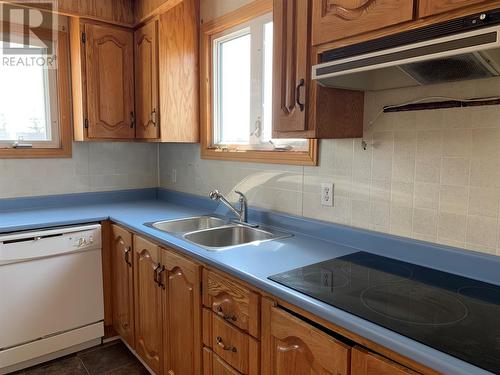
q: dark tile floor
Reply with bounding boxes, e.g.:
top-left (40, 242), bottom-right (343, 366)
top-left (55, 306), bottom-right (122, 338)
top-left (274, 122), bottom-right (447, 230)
top-left (11, 341), bottom-right (149, 375)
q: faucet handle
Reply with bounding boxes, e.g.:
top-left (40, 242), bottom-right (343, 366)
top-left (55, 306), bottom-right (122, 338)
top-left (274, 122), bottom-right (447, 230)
top-left (209, 189), bottom-right (221, 200)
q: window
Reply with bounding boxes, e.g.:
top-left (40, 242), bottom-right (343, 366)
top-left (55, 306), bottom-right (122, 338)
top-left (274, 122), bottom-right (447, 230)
top-left (0, 20), bottom-right (71, 158)
top-left (0, 42), bottom-right (60, 149)
top-left (200, 0), bottom-right (317, 165)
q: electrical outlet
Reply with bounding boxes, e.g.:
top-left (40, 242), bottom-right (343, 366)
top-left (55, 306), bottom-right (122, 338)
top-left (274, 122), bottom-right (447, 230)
top-left (321, 183), bottom-right (334, 207)
top-left (171, 169), bottom-right (177, 184)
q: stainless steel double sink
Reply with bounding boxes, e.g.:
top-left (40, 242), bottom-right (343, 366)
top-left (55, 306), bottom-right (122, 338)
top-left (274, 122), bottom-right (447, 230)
top-left (145, 215), bottom-right (292, 251)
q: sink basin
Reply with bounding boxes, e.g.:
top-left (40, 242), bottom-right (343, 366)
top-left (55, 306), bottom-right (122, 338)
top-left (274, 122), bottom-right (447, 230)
top-left (147, 216), bottom-right (228, 234)
top-left (183, 225), bottom-right (290, 250)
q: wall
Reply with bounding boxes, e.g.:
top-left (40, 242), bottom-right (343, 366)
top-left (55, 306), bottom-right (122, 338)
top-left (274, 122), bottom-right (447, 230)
top-left (0, 142), bottom-right (158, 199)
top-left (159, 75), bottom-right (500, 257)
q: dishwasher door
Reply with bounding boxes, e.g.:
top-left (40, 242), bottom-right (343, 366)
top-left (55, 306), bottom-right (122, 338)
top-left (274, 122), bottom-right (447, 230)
top-left (0, 224), bottom-right (104, 352)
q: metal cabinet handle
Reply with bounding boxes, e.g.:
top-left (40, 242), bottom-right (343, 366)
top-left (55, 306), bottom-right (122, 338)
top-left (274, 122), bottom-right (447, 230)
top-left (296, 79), bottom-right (305, 111)
top-left (124, 246), bottom-right (132, 267)
top-left (216, 336), bottom-right (237, 352)
top-left (130, 112), bottom-right (135, 128)
top-left (216, 305), bottom-right (237, 322)
top-left (156, 264), bottom-right (165, 289)
top-left (151, 108), bottom-right (157, 127)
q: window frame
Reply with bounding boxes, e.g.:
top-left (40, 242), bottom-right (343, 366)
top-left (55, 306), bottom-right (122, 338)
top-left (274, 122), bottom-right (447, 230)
top-left (200, 0), bottom-right (318, 166)
top-left (0, 22), bottom-right (72, 158)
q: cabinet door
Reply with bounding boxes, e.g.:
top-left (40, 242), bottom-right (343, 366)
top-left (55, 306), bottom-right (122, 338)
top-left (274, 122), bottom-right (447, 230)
top-left (111, 224), bottom-right (135, 348)
top-left (134, 19), bottom-right (159, 139)
top-left (85, 23), bottom-right (135, 139)
top-left (272, 0), bottom-right (310, 134)
top-left (133, 235), bottom-right (163, 374)
top-left (162, 248), bottom-right (202, 375)
top-left (351, 347), bottom-right (419, 375)
top-left (203, 347), bottom-right (242, 375)
top-left (262, 303), bottom-right (351, 375)
top-left (419, 0), bottom-right (487, 18)
top-left (312, 0), bottom-right (414, 45)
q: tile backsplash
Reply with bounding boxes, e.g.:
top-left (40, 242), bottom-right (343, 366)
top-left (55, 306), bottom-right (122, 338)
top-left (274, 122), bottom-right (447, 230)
top-left (0, 142), bottom-right (158, 199)
top-left (159, 77), bottom-right (500, 257)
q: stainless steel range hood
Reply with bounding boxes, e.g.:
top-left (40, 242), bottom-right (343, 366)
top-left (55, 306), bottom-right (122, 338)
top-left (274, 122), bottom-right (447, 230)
top-left (313, 24), bottom-right (500, 91)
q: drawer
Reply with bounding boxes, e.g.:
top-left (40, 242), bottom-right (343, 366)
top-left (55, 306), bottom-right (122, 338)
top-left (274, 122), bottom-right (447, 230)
top-left (203, 309), bottom-right (260, 375)
top-left (203, 347), bottom-right (243, 375)
top-left (203, 270), bottom-right (260, 338)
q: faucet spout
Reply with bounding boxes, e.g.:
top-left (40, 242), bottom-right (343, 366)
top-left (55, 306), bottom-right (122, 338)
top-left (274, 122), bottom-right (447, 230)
top-left (209, 189), bottom-right (248, 223)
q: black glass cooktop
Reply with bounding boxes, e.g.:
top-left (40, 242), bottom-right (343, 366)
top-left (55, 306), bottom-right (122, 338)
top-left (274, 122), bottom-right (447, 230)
top-left (269, 252), bottom-right (500, 373)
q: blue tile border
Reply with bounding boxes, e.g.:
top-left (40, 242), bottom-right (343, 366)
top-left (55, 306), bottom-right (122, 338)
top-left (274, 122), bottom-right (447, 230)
top-left (0, 188), bottom-right (158, 212)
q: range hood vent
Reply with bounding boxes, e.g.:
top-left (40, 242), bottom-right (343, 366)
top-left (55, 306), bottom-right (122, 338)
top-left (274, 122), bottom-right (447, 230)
top-left (313, 10), bottom-right (500, 91)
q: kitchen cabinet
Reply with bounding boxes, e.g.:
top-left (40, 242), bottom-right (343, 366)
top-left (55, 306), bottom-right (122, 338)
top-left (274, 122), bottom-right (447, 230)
top-left (133, 235), bottom-right (163, 374)
top-left (135, 19), bottom-right (160, 140)
top-left (108, 227), bottom-right (434, 375)
top-left (161, 248), bottom-right (202, 375)
top-left (351, 347), bottom-right (420, 375)
top-left (311, 0), bottom-right (415, 45)
top-left (262, 300), bottom-right (351, 375)
top-left (418, 0), bottom-right (489, 18)
top-left (111, 224), bottom-right (135, 348)
top-left (70, 20), bottom-right (135, 140)
top-left (272, 0), bottom-right (364, 139)
top-left (203, 347), bottom-right (242, 375)
top-left (157, 0), bottom-right (200, 142)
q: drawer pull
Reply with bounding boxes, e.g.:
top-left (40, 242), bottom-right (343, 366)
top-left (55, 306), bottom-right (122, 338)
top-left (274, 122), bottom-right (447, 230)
top-left (216, 305), bottom-right (237, 322)
top-left (216, 336), bottom-right (237, 353)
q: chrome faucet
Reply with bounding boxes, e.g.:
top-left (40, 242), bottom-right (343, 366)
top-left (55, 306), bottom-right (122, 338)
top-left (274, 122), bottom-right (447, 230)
top-left (209, 189), bottom-right (248, 223)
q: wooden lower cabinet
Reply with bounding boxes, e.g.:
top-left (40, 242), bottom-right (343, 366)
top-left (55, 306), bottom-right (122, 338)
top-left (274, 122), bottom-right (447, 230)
top-left (204, 347), bottom-right (242, 375)
top-left (352, 347), bottom-right (420, 375)
top-left (418, 0), bottom-right (489, 18)
top-left (111, 224), bottom-right (135, 348)
top-left (109, 227), bottom-right (430, 375)
top-left (133, 235), bottom-right (163, 374)
top-left (162, 248), bottom-right (202, 375)
top-left (262, 299), bottom-right (351, 375)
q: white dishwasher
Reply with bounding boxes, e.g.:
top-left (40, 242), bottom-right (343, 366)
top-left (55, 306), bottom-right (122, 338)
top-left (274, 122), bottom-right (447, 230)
top-left (0, 224), bottom-right (104, 374)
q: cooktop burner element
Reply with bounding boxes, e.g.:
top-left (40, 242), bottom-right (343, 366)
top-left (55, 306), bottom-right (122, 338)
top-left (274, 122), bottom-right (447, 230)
top-left (269, 252), bottom-right (500, 373)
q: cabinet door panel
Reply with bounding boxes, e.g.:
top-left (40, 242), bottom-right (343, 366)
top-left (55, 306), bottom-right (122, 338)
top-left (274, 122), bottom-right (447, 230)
top-left (135, 19), bottom-right (159, 139)
top-left (273, 0), bottom-right (310, 133)
top-left (419, 0), bottom-right (487, 18)
top-left (133, 235), bottom-right (162, 374)
top-left (312, 0), bottom-right (414, 45)
top-left (264, 305), bottom-right (350, 375)
top-left (162, 248), bottom-right (202, 375)
top-left (85, 23), bottom-right (135, 139)
top-left (111, 224), bottom-right (135, 348)
top-left (351, 347), bottom-right (419, 375)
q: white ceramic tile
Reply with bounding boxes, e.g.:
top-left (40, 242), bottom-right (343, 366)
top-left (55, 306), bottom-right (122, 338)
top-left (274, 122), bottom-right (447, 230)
top-left (439, 185), bottom-right (468, 215)
top-left (412, 208), bottom-right (438, 238)
top-left (414, 183), bottom-right (439, 210)
top-left (468, 187), bottom-right (500, 218)
top-left (466, 215), bottom-right (498, 249)
top-left (441, 158), bottom-right (470, 186)
top-left (438, 212), bottom-right (466, 243)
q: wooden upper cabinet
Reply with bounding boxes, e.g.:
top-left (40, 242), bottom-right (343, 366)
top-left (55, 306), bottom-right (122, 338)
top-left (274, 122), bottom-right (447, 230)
top-left (311, 0), bottom-right (415, 45)
top-left (133, 235), bottom-right (163, 374)
top-left (262, 302), bottom-right (351, 375)
top-left (161, 248), bottom-right (202, 375)
top-left (419, 0), bottom-right (489, 18)
top-left (135, 19), bottom-right (160, 140)
top-left (351, 347), bottom-right (420, 375)
top-left (70, 19), bottom-right (135, 140)
top-left (158, 0), bottom-right (200, 142)
top-left (85, 23), bottom-right (135, 139)
top-left (111, 224), bottom-right (135, 348)
top-left (273, 0), bottom-right (310, 134)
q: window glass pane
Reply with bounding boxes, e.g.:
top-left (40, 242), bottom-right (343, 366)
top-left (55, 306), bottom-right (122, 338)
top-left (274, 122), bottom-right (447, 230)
top-left (217, 32), bottom-right (251, 144)
top-left (0, 43), bottom-right (50, 142)
top-left (262, 21), bottom-right (273, 143)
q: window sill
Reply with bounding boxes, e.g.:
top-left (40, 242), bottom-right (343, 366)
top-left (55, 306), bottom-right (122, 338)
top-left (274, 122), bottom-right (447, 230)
top-left (201, 140), bottom-right (318, 166)
top-left (0, 144), bottom-right (72, 159)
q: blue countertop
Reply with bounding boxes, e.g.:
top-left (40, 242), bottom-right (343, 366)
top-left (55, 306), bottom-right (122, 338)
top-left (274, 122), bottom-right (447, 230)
top-left (1, 188), bottom-right (499, 375)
